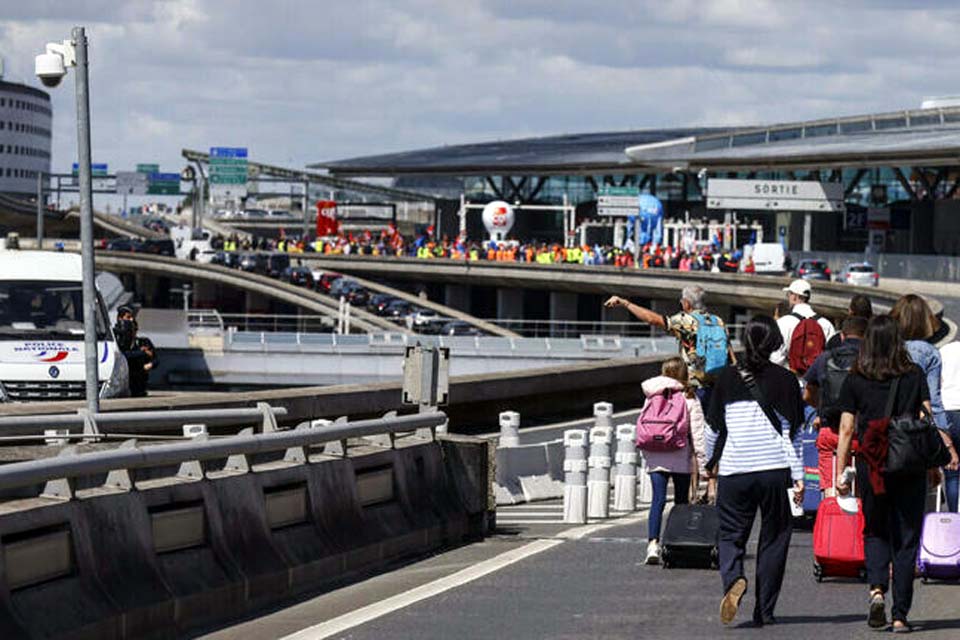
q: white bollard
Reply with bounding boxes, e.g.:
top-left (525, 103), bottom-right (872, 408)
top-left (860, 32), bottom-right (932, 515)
top-left (637, 452), bottom-right (653, 504)
top-left (593, 401), bottom-right (613, 429)
top-left (562, 429), bottom-right (588, 524)
top-left (498, 411), bottom-right (521, 448)
top-left (613, 423), bottom-right (638, 511)
top-left (587, 425), bottom-right (613, 519)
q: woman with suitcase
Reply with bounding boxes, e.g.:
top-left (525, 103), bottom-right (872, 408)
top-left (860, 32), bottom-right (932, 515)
top-left (705, 315), bottom-right (806, 626)
top-left (835, 315), bottom-right (959, 632)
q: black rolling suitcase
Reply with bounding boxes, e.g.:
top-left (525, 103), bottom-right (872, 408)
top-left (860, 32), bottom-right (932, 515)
top-left (660, 504), bottom-right (719, 569)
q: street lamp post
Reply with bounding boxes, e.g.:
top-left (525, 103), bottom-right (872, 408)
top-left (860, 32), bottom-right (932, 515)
top-left (36, 26), bottom-right (99, 412)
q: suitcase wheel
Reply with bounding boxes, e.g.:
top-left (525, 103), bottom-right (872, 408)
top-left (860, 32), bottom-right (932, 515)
top-left (710, 548), bottom-right (719, 571)
top-left (921, 576), bottom-right (929, 584)
top-left (813, 563), bottom-right (823, 582)
top-left (661, 548), bottom-right (671, 569)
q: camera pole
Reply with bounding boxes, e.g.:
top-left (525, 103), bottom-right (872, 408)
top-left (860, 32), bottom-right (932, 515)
top-left (73, 26), bottom-right (99, 413)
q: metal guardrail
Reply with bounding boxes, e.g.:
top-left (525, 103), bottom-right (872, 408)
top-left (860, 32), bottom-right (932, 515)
top-left (0, 404), bottom-right (287, 439)
top-left (0, 411), bottom-right (447, 497)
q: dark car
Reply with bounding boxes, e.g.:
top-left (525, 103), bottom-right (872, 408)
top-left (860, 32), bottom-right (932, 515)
top-left (106, 237), bottom-right (142, 252)
top-left (795, 259), bottom-right (831, 281)
top-left (329, 277), bottom-right (354, 298)
top-left (439, 320), bottom-right (485, 336)
top-left (384, 299), bottom-right (415, 320)
top-left (281, 266), bottom-right (315, 288)
top-left (139, 238), bottom-right (176, 257)
top-left (368, 293), bottom-right (396, 315)
top-left (210, 251), bottom-right (242, 269)
top-left (315, 272), bottom-right (342, 294)
top-left (239, 253), bottom-right (262, 272)
top-left (346, 286), bottom-right (370, 307)
top-left (262, 253), bottom-right (290, 278)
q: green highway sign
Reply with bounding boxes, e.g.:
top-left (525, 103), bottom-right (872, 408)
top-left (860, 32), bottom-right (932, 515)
top-left (136, 163), bottom-right (159, 174)
top-left (147, 172), bottom-right (181, 195)
top-left (209, 146), bottom-right (249, 200)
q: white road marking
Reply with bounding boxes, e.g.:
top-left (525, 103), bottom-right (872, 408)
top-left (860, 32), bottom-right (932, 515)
top-left (280, 538), bottom-right (564, 640)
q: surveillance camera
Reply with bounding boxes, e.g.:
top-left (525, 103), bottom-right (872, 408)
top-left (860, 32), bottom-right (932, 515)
top-left (35, 52), bottom-right (66, 88)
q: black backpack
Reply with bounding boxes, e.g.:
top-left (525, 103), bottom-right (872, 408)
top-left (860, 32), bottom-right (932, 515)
top-left (817, 344), bottom-right (858, 427)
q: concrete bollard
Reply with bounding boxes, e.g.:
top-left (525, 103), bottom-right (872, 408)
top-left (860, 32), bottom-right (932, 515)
top-left (637, 451), bottom-right (653, 504)
top-left (587, 425), bottom-right (613, 519)
top-left (593, 402), bottom-right (613, 429)
top-left (562, 429), bottom-right (588, 524)
top-left (613, 423), bottom-right (638, 511)
top-left (498, 411), bottom-right (521, 447)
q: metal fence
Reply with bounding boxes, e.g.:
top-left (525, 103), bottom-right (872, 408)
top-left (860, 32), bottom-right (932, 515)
top-left (0, 411), bottom-right (447, 499)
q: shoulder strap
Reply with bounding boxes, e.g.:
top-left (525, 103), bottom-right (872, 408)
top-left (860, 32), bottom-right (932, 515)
top-left (884, 376), bottom-right (900, 418)
top-left (790, 311), bottom-right (804, 321)
top-left (736, 366), bottom-right (783, 436)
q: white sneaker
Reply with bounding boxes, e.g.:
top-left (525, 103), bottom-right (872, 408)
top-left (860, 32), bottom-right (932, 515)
top-left (645, 540), bottom-right (661, 565)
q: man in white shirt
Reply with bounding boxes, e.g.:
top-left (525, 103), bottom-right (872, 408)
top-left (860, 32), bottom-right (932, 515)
top-left (771, 279), bottom-right (837, 368)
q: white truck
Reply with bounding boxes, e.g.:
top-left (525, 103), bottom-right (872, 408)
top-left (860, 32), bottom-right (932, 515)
top-left (0, 250), bottom-right (128, 402)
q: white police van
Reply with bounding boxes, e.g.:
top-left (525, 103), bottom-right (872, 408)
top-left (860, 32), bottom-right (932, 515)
top-left (0, 250), bottom-right (128, 402)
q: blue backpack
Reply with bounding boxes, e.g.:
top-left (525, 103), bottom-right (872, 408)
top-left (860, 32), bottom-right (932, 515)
top-left (691, 312), bottom-right (728, 373)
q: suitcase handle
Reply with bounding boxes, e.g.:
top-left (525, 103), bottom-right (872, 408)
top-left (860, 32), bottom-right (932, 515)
top-left (833, 453), bottom-right (856, 492)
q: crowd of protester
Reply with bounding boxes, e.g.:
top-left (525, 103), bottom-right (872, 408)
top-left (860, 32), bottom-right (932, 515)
top-left (207, 228), bottom-right (761, 272)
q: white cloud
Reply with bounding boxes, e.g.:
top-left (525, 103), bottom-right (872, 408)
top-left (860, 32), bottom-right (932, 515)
top-left (1, 0), bottom-right (960, 177)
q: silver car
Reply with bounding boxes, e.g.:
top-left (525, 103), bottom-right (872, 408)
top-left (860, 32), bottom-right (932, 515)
top-left (838, 262), bottom-right (879, 287)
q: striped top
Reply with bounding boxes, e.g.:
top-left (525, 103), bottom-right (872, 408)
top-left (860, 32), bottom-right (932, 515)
top-left (704, 401), bottom-right (803, 480)
top-left (705, 364), bottom-right (806, 482)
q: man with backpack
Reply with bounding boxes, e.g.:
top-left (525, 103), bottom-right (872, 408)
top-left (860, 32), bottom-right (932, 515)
top-left (604, 285), bottom-right (732, 388)
top-left (802, 316), bottom-right (866, 494)
top-left (771, 279), bottom-right (836, 374)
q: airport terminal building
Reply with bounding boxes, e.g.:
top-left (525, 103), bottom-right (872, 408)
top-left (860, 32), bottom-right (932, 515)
top-left (314, 105), bottom-right (960, 255)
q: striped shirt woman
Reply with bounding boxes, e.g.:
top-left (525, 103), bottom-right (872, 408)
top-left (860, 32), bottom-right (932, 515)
top-left (705, 315), bottom-right (805, 627)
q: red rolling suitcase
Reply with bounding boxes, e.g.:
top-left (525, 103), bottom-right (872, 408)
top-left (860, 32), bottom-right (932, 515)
top-left (812, 457), bottom-right (866, 581)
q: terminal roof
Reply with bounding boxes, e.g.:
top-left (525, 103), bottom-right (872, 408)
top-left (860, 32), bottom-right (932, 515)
top-left (311, 128), bottom-right (727, 176)
top-left (316, 106), bottom-right (960, 177)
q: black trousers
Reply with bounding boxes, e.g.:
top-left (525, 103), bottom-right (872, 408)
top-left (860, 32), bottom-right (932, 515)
top-left (717, 468), bottom-right (793, 622)
top-left (856, 460), bottom-right (927, 622)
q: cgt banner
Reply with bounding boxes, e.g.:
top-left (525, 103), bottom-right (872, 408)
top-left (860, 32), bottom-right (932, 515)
top-left (315, 200), bottom-right (340, 237)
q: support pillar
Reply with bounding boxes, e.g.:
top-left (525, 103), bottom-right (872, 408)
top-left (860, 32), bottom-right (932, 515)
top-left (497, 288), bottom-right (524, 321)
top-left (549, 291), bottom-right (577, 337)
top-left (444, 284), bottom-right (472, 313)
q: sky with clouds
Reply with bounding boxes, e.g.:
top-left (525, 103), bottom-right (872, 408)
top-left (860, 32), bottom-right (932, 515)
top-left (2, 0), bottom-right (960, 176)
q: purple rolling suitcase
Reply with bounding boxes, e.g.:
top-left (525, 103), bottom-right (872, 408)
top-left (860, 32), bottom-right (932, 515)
top-left (917, 486), bottom-right (960, 582)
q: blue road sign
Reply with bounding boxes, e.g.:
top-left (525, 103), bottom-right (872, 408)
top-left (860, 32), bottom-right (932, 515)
top-left (209, 147), bottom-right (248, 159)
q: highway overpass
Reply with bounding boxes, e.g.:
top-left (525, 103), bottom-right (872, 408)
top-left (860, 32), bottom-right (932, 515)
top-left (0, 193), bottom-right (163, 240)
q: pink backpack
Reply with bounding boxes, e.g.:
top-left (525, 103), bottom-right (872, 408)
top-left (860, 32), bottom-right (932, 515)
top-left (636, 390), bottom-right (690, 452)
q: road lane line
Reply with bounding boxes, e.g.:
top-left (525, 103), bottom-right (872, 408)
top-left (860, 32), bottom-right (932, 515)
top-left (280, 538), bottom-right (564, 640)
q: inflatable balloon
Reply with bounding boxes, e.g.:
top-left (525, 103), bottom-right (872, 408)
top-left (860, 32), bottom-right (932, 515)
top-left (482, 200), bottom-right (515, 240)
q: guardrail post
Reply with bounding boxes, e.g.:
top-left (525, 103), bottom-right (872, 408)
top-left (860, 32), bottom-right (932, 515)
top-left (257, 402), bottom-right (278, 433)
top-left (364, 411), bottom-right (397, 448)
top-left (562, 429), bottom-right (588, 524)
top-left (223, 428), bottom-right (253, 472)
top-left (587, 425), bottom-right (613, 519)
top-left (104, 439), bottom-right (137, 491)
top-left (41, 446), bottom-right (78, 500)
top-left (177, 432), bottom-right (207, 480)
top-left (613, 424), bottom-right (638, 512)
top-left (498, 411), bottom-right (520, 447)
top-left (322, 417), bottom-right (348, 456)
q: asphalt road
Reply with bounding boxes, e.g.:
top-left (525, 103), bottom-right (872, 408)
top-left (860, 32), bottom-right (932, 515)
top-left (330, 518), bottom-right (960, 640)
top-left (196, 500), bottom-right (960, 640)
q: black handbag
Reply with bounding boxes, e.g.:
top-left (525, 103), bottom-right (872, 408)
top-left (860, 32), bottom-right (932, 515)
top-left (885, 377), bottom-right (951, 473)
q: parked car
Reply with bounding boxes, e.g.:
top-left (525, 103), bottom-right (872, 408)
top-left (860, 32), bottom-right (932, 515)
top-left (411, 308), bottom-right (441, 328)
top-left (329, 277), bottom-right (353, 298)
top-left (368, 293), bottom-right (396, 315)
top-left (383, 299), bottom-right (415, 321)
top-left (795, 259), bottom-right (831, 281)
top-left (315, 272), bottom-right (342, 294)
top-left (281, 266), bottom-right (314, 288)
top-left (239, 253), bottom-right (262, 272)
top-left (344, 283), bottom-right (371, 307)
top-left (139, 238), bottom-right (176, 257)
top-left (439, 320), bottom-right (485, 336)
top-left (837, 262), bottom-right (879, 287)
top-left (105, 237), bottom-right (143, 252)
top-left (261, 253), bottom-right (290, 278)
